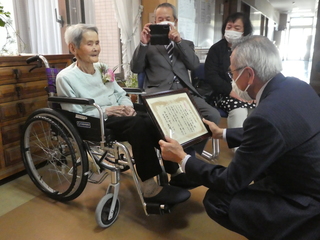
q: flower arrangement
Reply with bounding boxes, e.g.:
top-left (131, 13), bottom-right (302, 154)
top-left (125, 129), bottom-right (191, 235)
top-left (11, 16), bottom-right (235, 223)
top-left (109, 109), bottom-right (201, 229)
top-left (100, 64), bottom-right (115, 84)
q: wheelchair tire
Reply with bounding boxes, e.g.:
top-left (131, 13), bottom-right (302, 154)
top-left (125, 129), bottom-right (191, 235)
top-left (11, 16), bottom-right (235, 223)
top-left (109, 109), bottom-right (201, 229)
top-left (20, 108), bottom-right (89, 201)
top-left (95, 193), bottom-right (120, 228)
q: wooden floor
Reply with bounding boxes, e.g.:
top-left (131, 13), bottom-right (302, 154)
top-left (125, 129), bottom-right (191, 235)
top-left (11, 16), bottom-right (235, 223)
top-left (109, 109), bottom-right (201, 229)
top-left (0, 118), bottom-right (248, 240)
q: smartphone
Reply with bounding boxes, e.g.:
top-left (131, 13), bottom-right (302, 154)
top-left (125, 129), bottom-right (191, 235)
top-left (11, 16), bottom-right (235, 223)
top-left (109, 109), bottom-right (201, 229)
top-left (149, 24), bottom-right (170, 45)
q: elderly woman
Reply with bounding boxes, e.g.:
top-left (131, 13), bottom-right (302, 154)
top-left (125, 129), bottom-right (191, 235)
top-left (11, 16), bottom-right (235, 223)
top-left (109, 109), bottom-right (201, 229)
top-left (205, 12), bottom-right (255, 131)
top-left (56, 24), bottom-right (192, 205)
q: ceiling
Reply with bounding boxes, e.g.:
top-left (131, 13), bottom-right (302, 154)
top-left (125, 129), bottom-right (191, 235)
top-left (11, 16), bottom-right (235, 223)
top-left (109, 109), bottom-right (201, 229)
top-left (267, 0), bottom-right (318, 15)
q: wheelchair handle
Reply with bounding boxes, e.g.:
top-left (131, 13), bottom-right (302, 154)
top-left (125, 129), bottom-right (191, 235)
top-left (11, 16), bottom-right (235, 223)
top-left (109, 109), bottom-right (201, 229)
top-left (26, 54), bottom-right (50, 69)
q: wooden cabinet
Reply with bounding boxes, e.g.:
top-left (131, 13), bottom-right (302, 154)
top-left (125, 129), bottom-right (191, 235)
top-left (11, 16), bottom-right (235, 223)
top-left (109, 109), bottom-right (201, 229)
top-left (0, 54), bottom-right (73, 180)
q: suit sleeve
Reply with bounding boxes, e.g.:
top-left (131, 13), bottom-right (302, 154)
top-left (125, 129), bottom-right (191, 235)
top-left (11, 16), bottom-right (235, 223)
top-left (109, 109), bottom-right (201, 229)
top-left (185, 115), bottom-right (286, 194)
top-left (226, 128), bottom-right (244, 148)
top-left (130, 43), bottom-right (148, 73)
top-left (175, 40), bottom-right (200, 71)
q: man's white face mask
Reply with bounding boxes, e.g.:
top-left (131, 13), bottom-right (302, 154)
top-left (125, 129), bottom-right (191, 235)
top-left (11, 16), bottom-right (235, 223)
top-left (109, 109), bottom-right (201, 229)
top-left (231, 68), bottom-right (253, 101)
top-left (157, 21), bottom-right (175, 28)
top-left (224, 30), bottom-right (243, 44)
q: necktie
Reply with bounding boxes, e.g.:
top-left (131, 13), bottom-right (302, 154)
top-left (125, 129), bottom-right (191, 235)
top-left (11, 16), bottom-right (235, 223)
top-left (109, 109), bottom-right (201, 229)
top-left (166, 42), bottom-right (174, 62)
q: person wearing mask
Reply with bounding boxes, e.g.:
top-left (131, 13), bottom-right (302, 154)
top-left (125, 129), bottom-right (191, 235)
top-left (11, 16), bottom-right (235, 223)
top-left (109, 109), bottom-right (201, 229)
top-left (131, 2), bottom-right (221, 165)
top-left (158, 35), bottom-right (320, 240)
top-left (205, 12), bottom-right (255, 131)
top-left (56, 24), bottom-right (191, 205)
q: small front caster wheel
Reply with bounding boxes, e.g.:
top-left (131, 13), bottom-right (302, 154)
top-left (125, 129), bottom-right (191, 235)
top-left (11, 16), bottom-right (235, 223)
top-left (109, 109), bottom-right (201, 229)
top-left (95, 193), bottom-right (120, 228)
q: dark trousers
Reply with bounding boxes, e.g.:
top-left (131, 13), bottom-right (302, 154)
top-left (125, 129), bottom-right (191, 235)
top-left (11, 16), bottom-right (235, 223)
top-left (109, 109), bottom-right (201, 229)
top-left (203, 187), bottom-right (320, 240)
top-left (104, 112), bottom-right (179, 181)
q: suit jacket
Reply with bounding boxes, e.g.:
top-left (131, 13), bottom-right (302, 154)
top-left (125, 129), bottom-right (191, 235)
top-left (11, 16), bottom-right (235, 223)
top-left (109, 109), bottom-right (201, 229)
top-left (185, 73), bottom-right (320, 239)
top-left (130, 39), bottom-right (201, 96)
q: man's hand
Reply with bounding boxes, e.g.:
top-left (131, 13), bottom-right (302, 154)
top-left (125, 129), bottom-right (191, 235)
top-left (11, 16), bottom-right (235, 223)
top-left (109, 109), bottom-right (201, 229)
top-left (159, 136), bottom-right (187, 164)
top-left (141, 23), bottom-right (152, 44)
top-left (202, 118), bottom-right (224, 139)
top-left (168, 23), bottom-right (181, 43)
top-left (106, 105), bottom-right (136, 117)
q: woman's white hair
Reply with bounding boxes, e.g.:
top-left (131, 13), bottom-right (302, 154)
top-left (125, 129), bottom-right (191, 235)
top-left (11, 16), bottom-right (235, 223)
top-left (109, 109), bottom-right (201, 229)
top-left (64, 24), bottom-right (98, 48)
top-left (232, 35), bottom-right (282, 82)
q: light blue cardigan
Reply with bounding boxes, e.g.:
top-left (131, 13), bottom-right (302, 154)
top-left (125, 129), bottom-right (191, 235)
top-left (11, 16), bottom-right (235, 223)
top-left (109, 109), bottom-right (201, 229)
top-left (56, 62), bottom-right (133, 119)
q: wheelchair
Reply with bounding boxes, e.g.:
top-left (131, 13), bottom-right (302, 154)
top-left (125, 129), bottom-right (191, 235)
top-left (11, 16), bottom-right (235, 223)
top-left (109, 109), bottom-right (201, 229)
top-left (20, 55), bottom-right (171, 228)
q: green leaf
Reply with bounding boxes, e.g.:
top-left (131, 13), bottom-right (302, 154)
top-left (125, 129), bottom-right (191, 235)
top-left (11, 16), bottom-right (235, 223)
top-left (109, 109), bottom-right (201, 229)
top-left (0, 18), bottom-right (5, 27)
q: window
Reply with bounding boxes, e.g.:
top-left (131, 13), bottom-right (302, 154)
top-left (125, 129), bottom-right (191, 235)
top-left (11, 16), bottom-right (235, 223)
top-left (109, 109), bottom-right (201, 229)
top-left (0, 0), bottom-right (121, 71)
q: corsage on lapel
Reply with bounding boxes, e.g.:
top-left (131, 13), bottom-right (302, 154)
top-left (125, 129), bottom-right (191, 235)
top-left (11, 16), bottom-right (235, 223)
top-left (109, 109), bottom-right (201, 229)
top-left (100, 64), bottom-right (115, 84)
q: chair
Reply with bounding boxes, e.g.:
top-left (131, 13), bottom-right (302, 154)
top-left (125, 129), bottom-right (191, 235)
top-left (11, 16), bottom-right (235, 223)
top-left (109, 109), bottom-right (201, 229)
top-left (191, 63), bottom-right (229, 160)
top-left (191, 63), bottom-right (228, 117)
top-left (20, 55), bottom-right (172, 229)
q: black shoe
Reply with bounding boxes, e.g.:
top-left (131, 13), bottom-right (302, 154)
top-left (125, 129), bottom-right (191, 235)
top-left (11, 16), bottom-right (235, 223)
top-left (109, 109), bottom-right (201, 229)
top-left (144, 185), bottom-right (190, 205)
top-left (169, 173), bottom-right (201, 189)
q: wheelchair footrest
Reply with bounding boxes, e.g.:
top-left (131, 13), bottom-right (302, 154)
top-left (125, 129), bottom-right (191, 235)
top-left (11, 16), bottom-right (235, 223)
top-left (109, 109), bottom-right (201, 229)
top-left (145, 203), bottom-right (174, 215)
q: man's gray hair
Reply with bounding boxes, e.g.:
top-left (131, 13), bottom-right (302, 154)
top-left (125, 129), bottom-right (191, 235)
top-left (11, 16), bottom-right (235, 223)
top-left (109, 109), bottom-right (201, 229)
top-left (64, 24), bottom-right (98, 48)
top-left (232, 35), bottom-right (282, 82)
top-left (155, 3), bottom-right (177, 20)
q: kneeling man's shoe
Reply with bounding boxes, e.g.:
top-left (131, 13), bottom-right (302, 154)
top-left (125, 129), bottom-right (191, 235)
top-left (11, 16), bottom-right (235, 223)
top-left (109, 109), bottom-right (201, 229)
top-left (144, 185), bottom-right (190, 205)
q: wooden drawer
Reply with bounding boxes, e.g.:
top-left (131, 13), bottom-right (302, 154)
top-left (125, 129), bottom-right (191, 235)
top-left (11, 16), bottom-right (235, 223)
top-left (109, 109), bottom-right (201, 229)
top-left (0, 80), bottom-right (47, 103)
top-left (0, 54), bottom-right (73, 180)
top-left (0, 54), bottom-right (73, 85)
top-left (0, 95), bottom-right (48, 122)
top-left (4, 143), bottom-right (22, 167)
top-left (1, 122), bottom-right (24, 145)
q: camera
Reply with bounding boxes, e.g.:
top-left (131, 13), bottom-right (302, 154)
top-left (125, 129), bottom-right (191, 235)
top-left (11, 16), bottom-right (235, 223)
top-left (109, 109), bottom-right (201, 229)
top-left (150, 24), bottom-right (170, 45)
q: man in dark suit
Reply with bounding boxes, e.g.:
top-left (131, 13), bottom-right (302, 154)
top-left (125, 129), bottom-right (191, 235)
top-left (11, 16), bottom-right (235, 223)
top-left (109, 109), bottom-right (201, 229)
top-left (130, 2), bottom-right (220, 126)
top-left (158, 35), bottom-right (320, 240)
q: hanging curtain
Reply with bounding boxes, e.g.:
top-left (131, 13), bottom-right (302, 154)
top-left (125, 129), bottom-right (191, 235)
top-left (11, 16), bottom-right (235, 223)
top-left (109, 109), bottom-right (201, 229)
top-left (28, 0), bottom-right (62, 54)
top-left (13, 0), bottom-right (62, 54)
top-left (112, 0), bottom-right (143, 79)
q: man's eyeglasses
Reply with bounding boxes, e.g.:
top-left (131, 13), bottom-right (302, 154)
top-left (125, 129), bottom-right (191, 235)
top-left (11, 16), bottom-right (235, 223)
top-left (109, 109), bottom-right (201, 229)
top-left (227, 66), bottom-right (246, 79)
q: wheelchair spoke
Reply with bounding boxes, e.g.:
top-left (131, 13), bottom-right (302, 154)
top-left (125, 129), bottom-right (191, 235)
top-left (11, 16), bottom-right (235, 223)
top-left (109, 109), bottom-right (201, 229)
top-left (21, 111), bottom-right (88, 201)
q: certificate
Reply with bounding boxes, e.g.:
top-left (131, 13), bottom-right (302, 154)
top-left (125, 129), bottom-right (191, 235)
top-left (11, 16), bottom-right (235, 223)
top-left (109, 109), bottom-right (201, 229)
top-left (142, 89), bottom-right (210, 148)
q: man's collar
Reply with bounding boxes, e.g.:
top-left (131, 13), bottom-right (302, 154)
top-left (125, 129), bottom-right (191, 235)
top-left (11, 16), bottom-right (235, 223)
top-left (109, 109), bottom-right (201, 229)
top-left (255, 73), bottom-right (285, 106)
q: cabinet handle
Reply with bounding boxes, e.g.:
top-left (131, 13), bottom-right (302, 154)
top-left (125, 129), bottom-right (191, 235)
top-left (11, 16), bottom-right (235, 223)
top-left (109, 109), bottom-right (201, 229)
top-left (17, 102), bottom-right (26, 115)
top-left (13, 69), bottom-right (21, 80)
top-left (15, 86), bottom-right (21, 98)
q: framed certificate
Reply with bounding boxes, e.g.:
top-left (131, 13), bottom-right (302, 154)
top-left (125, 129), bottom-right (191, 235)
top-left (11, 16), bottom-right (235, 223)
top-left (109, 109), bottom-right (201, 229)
top-left (141, 88), bottom-right (210, 148)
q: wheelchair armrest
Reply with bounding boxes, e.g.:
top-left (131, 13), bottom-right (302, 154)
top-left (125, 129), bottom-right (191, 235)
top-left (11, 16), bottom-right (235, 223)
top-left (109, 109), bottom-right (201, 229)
top-left (123, 87), bottom-right (146, 95)
top-left (48, 96), bottom-right (95, 105)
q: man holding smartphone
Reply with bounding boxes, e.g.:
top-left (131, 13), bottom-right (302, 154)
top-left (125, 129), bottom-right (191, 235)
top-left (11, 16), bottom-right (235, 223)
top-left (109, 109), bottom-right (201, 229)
top-left (131, 3), bottom-right (221, 167)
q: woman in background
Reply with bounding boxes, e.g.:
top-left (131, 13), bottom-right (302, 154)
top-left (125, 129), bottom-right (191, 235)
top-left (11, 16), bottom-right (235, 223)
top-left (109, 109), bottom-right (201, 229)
top-left (205, 12), bottom-right (255, 130)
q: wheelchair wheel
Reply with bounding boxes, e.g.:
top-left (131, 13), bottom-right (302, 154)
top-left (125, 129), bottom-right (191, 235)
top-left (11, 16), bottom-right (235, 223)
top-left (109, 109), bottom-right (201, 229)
top-left (20, 108), bottom-right (89, 201)
top-left (95, 193), bottom-right (120, 228)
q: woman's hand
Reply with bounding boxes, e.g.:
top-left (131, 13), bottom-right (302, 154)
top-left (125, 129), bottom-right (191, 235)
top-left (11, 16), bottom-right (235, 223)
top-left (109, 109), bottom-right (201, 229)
top-left (106, 105), bottom-right (136, 117)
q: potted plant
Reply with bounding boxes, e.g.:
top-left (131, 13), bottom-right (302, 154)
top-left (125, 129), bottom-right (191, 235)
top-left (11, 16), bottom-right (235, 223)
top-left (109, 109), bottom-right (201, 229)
top-left (0, 3), bottom-right (25, 55)
top-left (0, 4), bottom-right (10, 27)
top-left (125, 71), bottom-right (139, 103)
